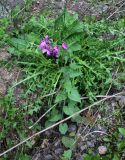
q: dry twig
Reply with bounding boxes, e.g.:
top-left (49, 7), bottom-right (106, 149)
top-left (107, 1), bottom-right (125, 20)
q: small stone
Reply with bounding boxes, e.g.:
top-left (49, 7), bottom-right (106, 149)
top-left (32, 153), bottom-right (41, 160)
top-left (119, 97), bottom-right (125, 107)
top-left (44, 154), bottom-right (53, 160)
top-left (87, 141), bottom-right (95, 148)
top-left (98, 146), bottom-right (107, 155)
top-left (55, 148), bottom-right (63, 155)
top-left (80, 145), bottom-right (86, 151)
top-left (54, 140), bottom-right (61, 148)
top-left (75, 154), bottom-right (83, 160)
top-left (68, 124), bottom-right (77, 133)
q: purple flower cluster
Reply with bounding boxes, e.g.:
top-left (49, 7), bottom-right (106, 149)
top-left (39, 35), bottom-right (68, 58)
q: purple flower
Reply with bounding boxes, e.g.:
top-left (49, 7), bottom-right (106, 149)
top-left (39, 35), bottom-right (60, 58)
top-left (53, 46), bottom-right (59, 58)
top-left (45, 35), bottom-right (49, 42)
top-left (62, 42), bottom-right (68, 50)
top-left (42, 48), bottom-right (51, 56)
top-left (39, 40), bottom-right (47, 49)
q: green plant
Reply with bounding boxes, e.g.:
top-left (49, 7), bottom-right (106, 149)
top-left (61, 149), bottom-right (72, 160)
top-left (0, 18), bottom-right (9, 46)
top-left (1, 5), bottom-right (125, 159)
top-left (59, 123), bottom-right (68, 135)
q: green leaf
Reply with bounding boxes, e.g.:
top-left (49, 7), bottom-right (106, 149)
top-left (69, 70), bottom-right (82, 78)
top-left (63, 106), bottom-right (74, 116)
top-left (64, 80), bottom-right (72, 93)
top-left (103, 137), bottom-right (111, 142)
top-left (19, 154), bottom-right (31, 160)
top-left (49, 114), bottom-right (62, 122)
top-left (69, 43), bottom-right (81, 52)
top-left (59, 123), bottom-right (68, 134)
top-left (62, 136), bottom-right (75, 149)
top-left (119, 128), bottom-right (125, 137)
top-left (9, 38), bottom-right (27, 51)
top-left (63, 150), bottom-right (72, 159)
top-left (68, 87), bottom-right (81, 102)
top-left (64, 11), bottom-right (79, 27)
top-left (84, 154), bottom-right (92, 160)
top-left (63, 101), bottom-right (80, 116)
top-left (55, 90), bottom-right (67, 102)
top-left (72, 114), bottom-right (82, 123)
top-left (70, 63), bottom-right (82, 70)
top-left (117, 140), bottom-right (125, 151)
top-left (113, 154), bottom-right (119, 160)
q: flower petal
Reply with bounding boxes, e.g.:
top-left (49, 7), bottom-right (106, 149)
top-left (62, 42), bottom-right (68, 50)
top-left (53, 46), bottom-right (59, 57)
top-left (39, 40), bottom-right (46, 49)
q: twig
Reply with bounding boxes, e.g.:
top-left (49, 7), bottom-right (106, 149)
top-left (41, 91), bottom-right (57, 99)
top-left (115, 0), bottom-right (125, 6)
top-left (82, 111), bottom-right (99, 136)
top-left (80, 131), bottom-right (107, 141)
top-left (117, 9), bottom-right (125, 13)
top-left (29, 104), bottom-right (57, 129)
top-left (107, 1), bottom-right (125, 20)
top-left (0, 91), bottom-right (124, 157)
top-left (80, 94), bottom-right (122, 100)
top-left (78, 109), bottom-right (99, 136)
top-left (106, 67), bottom-right (119, 96)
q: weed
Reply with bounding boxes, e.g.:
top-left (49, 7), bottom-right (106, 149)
top-left (0, 2), bottom-right (125, 159)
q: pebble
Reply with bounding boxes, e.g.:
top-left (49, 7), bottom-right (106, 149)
top-left (68, 124), bottom-right (77, 133)
top-left (55, 148), bottom-right (63, 155)
top-left (44, 154), bottom-right (53, 160)
top-left (75, 154), bottom-right (83, 160)
top-left (80, 145), bottom-right (87, 151)
top-left (54, 140), bottom-right (61, 148)
top-left (119, 97), bottom-right (125, 107)
top-left (87, 141), bottom-right (95, 148)
top-left (98, 146), bottom-right (107, 155)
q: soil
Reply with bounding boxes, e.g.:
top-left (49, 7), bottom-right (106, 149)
top-left (1, 0), bottom-right (125, 20)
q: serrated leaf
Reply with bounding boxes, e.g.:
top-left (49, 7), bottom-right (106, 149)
top-left (69, 43), bottom-right (81, 51)
top-left (55, 90), bottom-right (67, 103)
top-left (64, 11), bottom-right (78, 27)
top-left (117, 140), bottom-right (125, 150)
top-left (69, 70), bottom-right (82, 78)
top-left (59, 123), bottom-right (68, 134)
top-left (64, 80), bottom-right (72, 93)
top-left (49, 114), bottom-right (62, 122)
top-left (72, 114), bottom-right (82, 123)
top-left (63, 102), bottom-right (80, 116)
top-left (113, 154), bottom-right (119, 160)
top-left (19, 154), bottom-right (31, 160)
top-left (119, 128), bottom-right (125, 137)
top-left (62, 136), bottom-right (75, 149)
top-left (63, 106), bottom-right (74, 116)
top-left (70, 63), bottom-right (82, 70)
top-left (68, 88), bottom-right (81, 102)
top-left (63, 150), bottom-right (72, 159)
